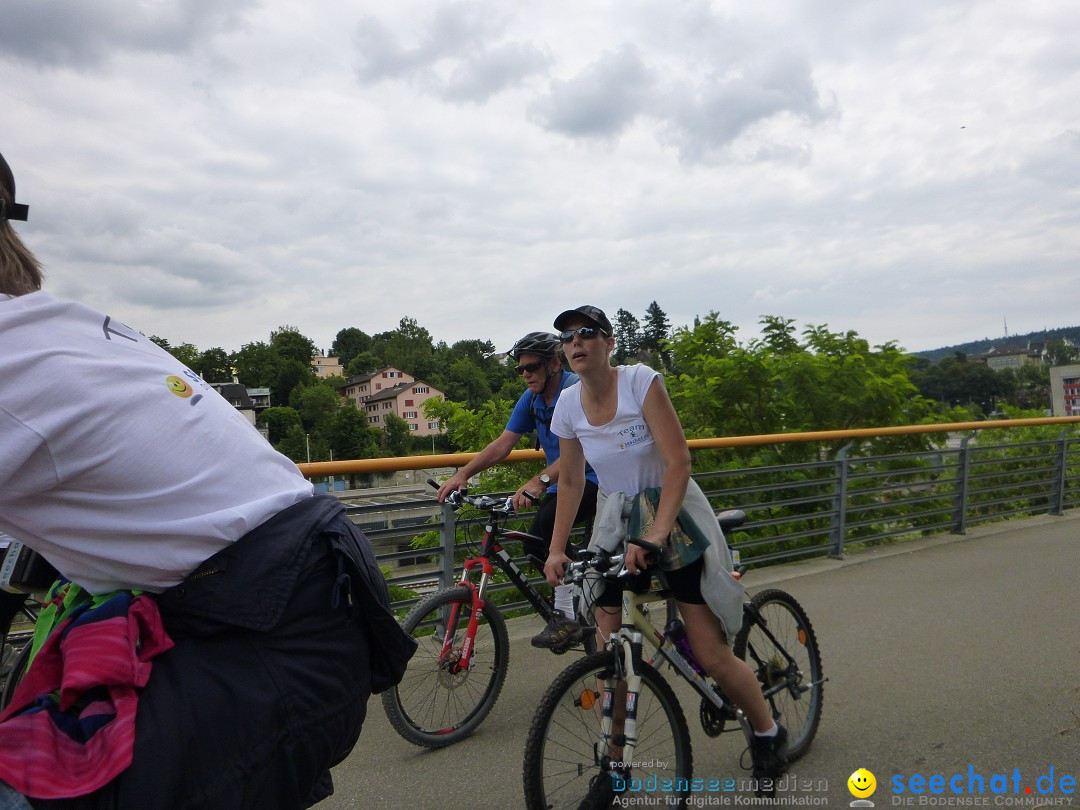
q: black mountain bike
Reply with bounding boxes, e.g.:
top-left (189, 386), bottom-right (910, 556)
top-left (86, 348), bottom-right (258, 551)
top-left (381, 480), bottom-right (595, 748)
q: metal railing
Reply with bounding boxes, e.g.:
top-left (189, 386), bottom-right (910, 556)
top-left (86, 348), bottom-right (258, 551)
top-left (298, 416), bottom-right (1080, 615)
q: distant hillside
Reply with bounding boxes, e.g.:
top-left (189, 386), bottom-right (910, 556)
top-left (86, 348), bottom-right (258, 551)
top-left (913, 326), bottom-right (1080, 363)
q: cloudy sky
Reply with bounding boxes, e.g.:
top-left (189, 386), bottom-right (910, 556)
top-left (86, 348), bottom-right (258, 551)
top-left (3, 0), bottom-right (1078, 358)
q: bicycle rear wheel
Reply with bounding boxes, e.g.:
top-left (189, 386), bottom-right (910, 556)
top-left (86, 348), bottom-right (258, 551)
top-left (523, 650), bottom-right (693, 810)
top-left (381, 585), bottom-right (509, 748)
top-left (733, 589), bottom-right (823, 760)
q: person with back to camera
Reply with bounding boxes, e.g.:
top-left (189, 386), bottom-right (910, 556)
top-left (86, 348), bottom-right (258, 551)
top-left (437, 331), bottom-right (600, 650)
top-left (0, 150), bottom-right (416, 810)
top-left (542, 305), bottom-right (790, 798)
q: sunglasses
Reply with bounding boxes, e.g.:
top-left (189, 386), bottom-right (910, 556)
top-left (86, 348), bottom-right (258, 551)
top-left (559, 327), bottom-right (604, 342)
top-left (514, 360), bottom-right (545, 375)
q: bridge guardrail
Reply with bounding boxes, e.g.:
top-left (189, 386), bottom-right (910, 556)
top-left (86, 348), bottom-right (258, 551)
top-left (299, 417), bottom-right (1080, 615)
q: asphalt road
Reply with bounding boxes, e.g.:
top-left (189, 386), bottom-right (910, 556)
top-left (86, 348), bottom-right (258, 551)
top-left (317, 512), bottom-right (1080, 809)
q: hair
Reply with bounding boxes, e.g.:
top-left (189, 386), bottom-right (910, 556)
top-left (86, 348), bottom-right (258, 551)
top-left (0, 186), bottom-right (43, 296)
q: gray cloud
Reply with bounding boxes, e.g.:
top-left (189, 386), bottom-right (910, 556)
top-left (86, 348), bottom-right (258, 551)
top-left (528, 46), bottom-right (655, 138)
top-left (657, 52), bottom-right (837, 164)
top-left (353, 3), bottom-right (544, 101)
top-left (0, 0), bottom-right (254, 67)
top-left (440, 42), bottom-right (551, 103)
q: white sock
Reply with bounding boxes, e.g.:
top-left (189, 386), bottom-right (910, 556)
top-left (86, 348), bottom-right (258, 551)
top-left (554, 584), bottom-right (575, 620)
top-left (754, 723), bottom-right (779, 738)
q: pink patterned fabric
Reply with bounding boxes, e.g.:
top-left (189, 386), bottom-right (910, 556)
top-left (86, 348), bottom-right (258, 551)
top-left (0, 593), bottom-right (173, 799)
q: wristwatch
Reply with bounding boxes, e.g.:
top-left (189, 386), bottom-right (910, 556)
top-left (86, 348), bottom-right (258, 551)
top-left (539, 473), bottom-right (552, 486)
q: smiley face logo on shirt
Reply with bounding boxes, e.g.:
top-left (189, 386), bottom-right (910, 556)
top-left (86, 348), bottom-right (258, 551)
top-left (166, 375), bottom-right (194, 398)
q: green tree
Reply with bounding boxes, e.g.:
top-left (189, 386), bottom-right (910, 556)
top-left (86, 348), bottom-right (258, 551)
top-left (1046, 339), bottom-right (1077, 367)
top-left (331, 327), bottom-right (373, 370)
top-left (613, 308), bottom-right (642, 364)
top-left (666, 313), bottom-right (936, 462)
top-left (372, 317), bottom-right (435, 378)
top-left (909, 353), bottom-right (1013, 415)
top-left (258, 406), bottom-right (304, 445)
top-left (327, 405), bottom-right (381, 460)
top-left (232, 341), bottom-right (279, 388)
top-left (289, 382), bottom-right (342, 433)
top-left (344, 352), bottom-right (382, 377)
top-left (382, 412), bottom-right (413, 457)
top-left (272, 359), bottom-right (314, 407)
top-left (270, 325), bottom-right (317, 365)
top-left (196, 347), bottom-right (233, 383)
top-left (152, 338), bottom-right (201, 370)
top-left (641, 301), bottom-right (671, 369)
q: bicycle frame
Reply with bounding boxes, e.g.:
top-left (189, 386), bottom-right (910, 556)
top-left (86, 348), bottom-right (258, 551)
top-left (595, 584), bottom-right (747, 770)
top-left (433, 519), bottom-right (554, 673)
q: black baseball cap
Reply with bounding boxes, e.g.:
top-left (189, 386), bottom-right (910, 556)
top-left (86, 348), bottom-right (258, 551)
top-left (553, 305), bottom-right (612, 335)
top-left (0, 151), bottom-right (29, 222)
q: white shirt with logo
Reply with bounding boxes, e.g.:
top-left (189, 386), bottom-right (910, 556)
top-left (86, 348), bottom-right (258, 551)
top-left (551, 363), bottom-right (665, 496)
top-left (0, 292), bottom-right (313, 594)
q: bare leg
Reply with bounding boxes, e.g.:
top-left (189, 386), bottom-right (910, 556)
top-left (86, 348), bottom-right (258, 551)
top-left (677, 601), bottom-right (773, 733)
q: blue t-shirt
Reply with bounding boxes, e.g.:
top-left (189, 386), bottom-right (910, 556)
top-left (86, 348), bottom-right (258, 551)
top-left (505, 371), bottom-right (598, 492)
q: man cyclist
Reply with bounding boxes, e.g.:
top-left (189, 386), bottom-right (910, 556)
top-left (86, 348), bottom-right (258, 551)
top-left (437, 332), bottom-right (599, 649)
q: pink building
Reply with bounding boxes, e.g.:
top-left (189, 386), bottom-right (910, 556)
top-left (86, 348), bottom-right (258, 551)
top-left (339, 367), bottom-right (445, 437)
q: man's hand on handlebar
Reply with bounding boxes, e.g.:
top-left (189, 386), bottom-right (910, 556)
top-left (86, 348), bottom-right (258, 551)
top-left (436, 474), bottom-right (467, 503)
top-left (511, 485), bottom-right (540, 514)
top-left (544, 550), bottom-right (571, 586)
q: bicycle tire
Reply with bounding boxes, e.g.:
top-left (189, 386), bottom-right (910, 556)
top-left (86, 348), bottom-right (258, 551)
top-left (381, 585), bottom-right (509, 748)
top-left (733, 589), bottom-right (823, 761)
top-left (523, 650), bottom-right (693, 810)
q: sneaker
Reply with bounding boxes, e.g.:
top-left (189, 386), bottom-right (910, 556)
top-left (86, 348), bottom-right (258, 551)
top-left (577, 771), bottom-right (616, 810)
top-left (750, 724), bottom-right (789, 797)
top-left (531, 615), bottom-right (585, 650)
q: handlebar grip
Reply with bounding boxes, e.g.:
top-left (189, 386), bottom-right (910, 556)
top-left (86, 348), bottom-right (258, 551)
top-left (521, 489), bottom-right (540, 504)
top-left (427, 478), bottom-right (440, 490)
top-left (628, 537), bottom-right (664, 556)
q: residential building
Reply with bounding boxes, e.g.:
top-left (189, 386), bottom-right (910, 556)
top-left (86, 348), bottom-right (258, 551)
top-left (210, 383), bottom-right (257, 426)
top-left (340, 367), bottom-right (414, 407)
top-left (310, 355), bottom-right (344, 378)
top-left (362, 381), bottom-right (444, 436)
top-left (339, 368), bottom-right (445, 437)
top-left (975, 342), bottom-right (1045, 371)
top-left (1050, 364), bottom-right (1080, 417)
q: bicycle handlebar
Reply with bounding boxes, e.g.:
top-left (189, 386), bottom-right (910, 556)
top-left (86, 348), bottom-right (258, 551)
top-left (427, 478), bottom-right (538, 515)
top-left (563, 536), bottom-right (664, 584)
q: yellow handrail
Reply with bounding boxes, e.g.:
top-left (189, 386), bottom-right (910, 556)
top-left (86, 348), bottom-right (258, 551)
top-left (295, 416), bottom-right (1080, 478)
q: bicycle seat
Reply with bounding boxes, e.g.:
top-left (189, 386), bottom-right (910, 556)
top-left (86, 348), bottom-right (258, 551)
top-left (715, 509), bottom-right (746, 531)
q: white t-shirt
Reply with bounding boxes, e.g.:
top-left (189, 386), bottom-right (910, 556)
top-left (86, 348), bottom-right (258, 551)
top-left (0, 292), bottom-right (313, 594)
top-left (551, 364), bottom-right (665, 495)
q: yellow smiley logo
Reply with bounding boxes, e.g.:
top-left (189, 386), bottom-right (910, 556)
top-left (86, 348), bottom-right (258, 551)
top-left (848, 768), bottom-right (877, 798)
top-left (166, 375), bottom-right (193, 398)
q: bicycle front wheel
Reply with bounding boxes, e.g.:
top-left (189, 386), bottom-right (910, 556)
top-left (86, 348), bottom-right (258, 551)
top-left (523, 651), bottom-right (693, 810)
top-left (733, 589), bottom-right (823, 760)
top-left (381, 585), bottom-right (509, 748)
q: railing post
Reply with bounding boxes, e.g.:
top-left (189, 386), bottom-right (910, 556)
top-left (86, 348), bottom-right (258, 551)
top-left (952, 434), bottom-right (973, 534)
top-left (438, 502), bottom-right (457, 590)
top-left (830, 443), bottom-right (853, 559)
top-left (1051, 430), bottom-right (1069, 516)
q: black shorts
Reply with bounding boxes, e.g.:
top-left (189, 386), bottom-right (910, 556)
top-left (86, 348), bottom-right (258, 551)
top-left (522, 480), bottom-right (599, 561)
top-left (594, 554), bottom-right (706, 608)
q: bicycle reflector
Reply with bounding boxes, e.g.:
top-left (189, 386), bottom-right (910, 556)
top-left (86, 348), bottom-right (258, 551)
top-left (578, 689), bottom-right (598, 711)
top-left (798, 627), bottom-right (808, 646)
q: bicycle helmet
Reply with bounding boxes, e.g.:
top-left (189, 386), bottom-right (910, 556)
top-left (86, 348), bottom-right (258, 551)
top-left (509, 332), bottom-right (561, 361)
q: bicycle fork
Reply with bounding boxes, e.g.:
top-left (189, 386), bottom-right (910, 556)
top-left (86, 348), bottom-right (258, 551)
top-left (439, 559), bottom-right (495, 673)
top-left (597, 632), bottom-right (645, 778)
